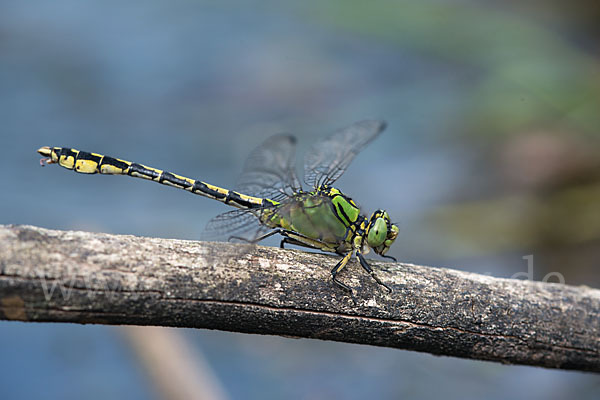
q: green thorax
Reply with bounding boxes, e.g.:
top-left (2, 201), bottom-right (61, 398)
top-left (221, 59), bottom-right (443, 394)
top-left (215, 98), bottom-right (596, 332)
top-left (261, 186), bottom-right (364, 246)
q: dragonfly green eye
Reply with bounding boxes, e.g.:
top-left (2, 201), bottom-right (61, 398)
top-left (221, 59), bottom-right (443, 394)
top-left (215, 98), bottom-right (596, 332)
top-left (367, 210), bottom-right (398, 256)
top-left (367, 217), bottom-right (388, 247)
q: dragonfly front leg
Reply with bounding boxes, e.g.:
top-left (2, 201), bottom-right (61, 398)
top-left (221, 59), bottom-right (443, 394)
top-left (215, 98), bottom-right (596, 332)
top-left (381, 254), bottom-right (397, 262)
top-left (356, 251), bottom-right (392, 293)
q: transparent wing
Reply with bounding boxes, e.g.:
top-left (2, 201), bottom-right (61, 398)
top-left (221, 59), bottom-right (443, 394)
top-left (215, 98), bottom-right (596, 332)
top-left (236, 134), bottom-right (301, 201)
top-left (200, 208), bottom-right (272, 242)
top-left (304, 120), bottom-right (387, 188)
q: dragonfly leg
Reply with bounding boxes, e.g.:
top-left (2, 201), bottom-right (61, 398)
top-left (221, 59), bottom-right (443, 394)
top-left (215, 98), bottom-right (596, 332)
top-left (280, 237), bottom-right (321, 250)
top-left (231, 228), bottom-right (328, 248)
top-left (356, 251), bottom-right (392, 293)
top-left (279, 230), bottom-right (337, 253)
top-left (229, 236), bottom-right (249, 243)
top-left (229, 229), bottom-right (283, 244)
top-left (381, 254), bottom-right (397, 262)
top-left (330, 251), bottom-right (354, 292)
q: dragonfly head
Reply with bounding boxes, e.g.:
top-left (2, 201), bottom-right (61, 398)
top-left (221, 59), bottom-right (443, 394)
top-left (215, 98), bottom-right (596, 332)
top-left (365, 210), bottom-right (398, 256)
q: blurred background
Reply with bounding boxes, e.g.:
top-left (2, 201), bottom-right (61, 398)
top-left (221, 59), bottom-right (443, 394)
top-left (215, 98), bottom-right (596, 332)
top-left (1, 0), bottom-right (599, 399)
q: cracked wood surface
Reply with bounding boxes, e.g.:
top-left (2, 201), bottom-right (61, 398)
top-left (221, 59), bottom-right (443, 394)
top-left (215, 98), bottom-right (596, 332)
top-left (0, 224), bottom-right (598, 372)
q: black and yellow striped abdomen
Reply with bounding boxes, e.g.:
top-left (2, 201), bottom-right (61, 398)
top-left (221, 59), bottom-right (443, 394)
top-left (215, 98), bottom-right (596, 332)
top-left (37, 146), bottom-right (278, 210)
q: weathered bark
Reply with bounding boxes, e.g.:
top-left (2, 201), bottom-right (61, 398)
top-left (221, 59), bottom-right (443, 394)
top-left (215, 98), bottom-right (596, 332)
top-left (0, 224), bottom-right (598, 372)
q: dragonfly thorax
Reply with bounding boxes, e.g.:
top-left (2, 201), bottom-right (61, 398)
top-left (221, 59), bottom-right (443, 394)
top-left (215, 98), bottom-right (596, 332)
top-left (260, 184), bottom-right (397, 257)
top-left (262, 185), bottom-right (362, 248)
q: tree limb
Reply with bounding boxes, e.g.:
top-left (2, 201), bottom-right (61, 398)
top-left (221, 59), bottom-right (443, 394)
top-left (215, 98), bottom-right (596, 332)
top-left (1, 224), bottom-right (598, 372)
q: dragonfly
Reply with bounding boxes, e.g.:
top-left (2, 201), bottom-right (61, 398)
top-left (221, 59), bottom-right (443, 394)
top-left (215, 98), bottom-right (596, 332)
top-left (37, 120), bottom-right (399, 293)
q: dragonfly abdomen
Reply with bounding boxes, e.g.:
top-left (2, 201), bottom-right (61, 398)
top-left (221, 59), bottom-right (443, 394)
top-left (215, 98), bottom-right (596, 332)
top-left (37, 146), bottom-right (275, 210)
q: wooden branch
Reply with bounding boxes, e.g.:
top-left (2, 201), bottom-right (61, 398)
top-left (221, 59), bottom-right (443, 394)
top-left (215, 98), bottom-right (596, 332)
top-left (1, 224), bottom-right (598, 372)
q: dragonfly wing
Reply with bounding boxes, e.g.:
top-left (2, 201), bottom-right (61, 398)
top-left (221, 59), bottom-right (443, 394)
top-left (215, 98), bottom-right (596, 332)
top-left (201, 208), bottom-right (272, 242)
top-left (303, 120), bottom-right (387, 188)
top-left (236, 134), bottom-right (301, 201)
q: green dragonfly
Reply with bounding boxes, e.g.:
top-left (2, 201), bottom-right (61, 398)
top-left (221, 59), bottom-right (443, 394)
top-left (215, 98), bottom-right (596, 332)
top-left (37, 120), bottom-right (398, 292)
